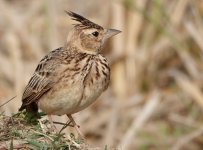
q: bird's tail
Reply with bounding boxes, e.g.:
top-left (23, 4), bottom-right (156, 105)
top-left (19, 102), bottom-right (39, 118)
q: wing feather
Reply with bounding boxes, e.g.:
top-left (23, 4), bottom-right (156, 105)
top-left (22, 73), bottom-right (54, 105)
top-left (20, 47), bottom-right (67, 110)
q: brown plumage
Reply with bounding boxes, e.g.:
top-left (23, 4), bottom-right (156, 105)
top-left (19, 11), bottom-right (121, 138)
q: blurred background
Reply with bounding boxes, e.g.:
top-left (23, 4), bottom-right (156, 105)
top-left (0, 0), bottom-right (203, 149)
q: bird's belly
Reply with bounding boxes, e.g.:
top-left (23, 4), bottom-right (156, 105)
top-left (38, 81), bottom-right (84, 115)
top-left (73, 76), bottom-right (109, 113)
top-left (38, 56), bottom-right (110, 115)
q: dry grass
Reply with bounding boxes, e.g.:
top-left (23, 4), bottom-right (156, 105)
top-left (0, 112), bottom-right (94, 150)
top-left (1, 0), bottom-right (203, 149)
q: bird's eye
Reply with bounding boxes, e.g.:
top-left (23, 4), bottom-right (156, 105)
top-left (92, 31), bottom-right (99, 37)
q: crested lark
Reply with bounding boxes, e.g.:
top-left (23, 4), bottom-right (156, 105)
top-left (19, 11), bottom-right (121, 138)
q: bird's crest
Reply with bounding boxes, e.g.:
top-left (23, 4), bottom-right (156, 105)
top-left (66, 11), bottom-right (103, 30)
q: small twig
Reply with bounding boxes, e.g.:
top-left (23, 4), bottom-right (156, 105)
top-left (58, 121), bottom-right (72, 134)
top-left (0, 96), bottom-right (17, 108)
top-left (53, 121), bottom-right (72, 126)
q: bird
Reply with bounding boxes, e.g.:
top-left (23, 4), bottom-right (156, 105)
top-left (19, 11), bottom-right (121, 138)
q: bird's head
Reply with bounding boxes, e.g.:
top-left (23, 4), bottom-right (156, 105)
top-left (66, 11), bottom-right (121, 54)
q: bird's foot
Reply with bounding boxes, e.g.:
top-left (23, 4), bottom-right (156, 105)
top-left (67, 114), bottom-right (85, 140)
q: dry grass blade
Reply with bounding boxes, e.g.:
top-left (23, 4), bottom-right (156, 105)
top-left (184, 21), bottom-right (203, 53)
top-left (170, 0), bottom-right (189, 25)
top-left (172, 127), bottom-right (203, 150)
top-left (104, 101), bottom-right (119, 146)
top-left (120, 90), bottom-right (161, 150)
top-left (111, 1), bottom-right (126, 98)
top-left (0, 140), bottom-right (27, 149)
top-left (125, 0), bottom-right (147, 91)
top-left (171, 70), bottom-right (203, 109)
top-left (0, 96), bottom-right (17, 108)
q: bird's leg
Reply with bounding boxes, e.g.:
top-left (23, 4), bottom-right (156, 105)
top-left (67, 114), bottom-right (84, 139)
top-left (47, 115), bottom-right (58, 133)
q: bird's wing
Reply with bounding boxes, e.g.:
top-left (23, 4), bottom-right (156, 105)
top-left (20, 47), bottom-right (68, 108)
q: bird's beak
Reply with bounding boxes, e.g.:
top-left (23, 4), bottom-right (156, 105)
top-left (101, 29), bottom-right (121, 47)
top-left (99, 29), bottom-right (121, 52)
top-left (104, 29), bottom-right (121, 39)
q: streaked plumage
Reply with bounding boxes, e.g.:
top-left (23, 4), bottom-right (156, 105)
top-left (19, 11), bottom-right (121, 137)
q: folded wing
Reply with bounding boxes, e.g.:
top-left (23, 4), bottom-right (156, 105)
top-left (19, 47), bottom-right (67, 111)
